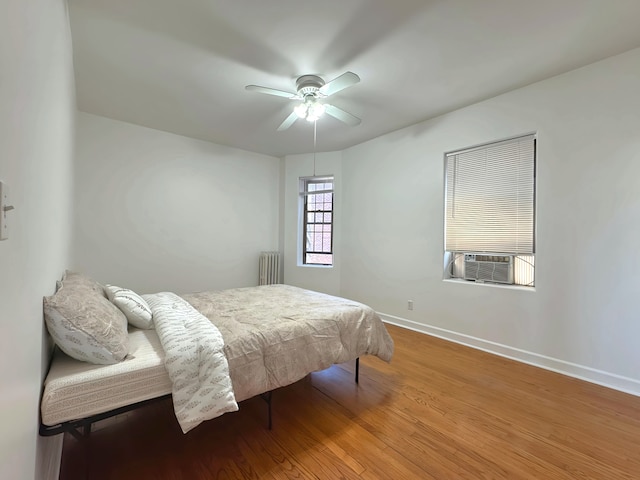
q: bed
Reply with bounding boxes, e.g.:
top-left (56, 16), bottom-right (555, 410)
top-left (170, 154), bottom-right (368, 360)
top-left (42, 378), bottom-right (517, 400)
top-left (40, 279), bottom-right (394, 437)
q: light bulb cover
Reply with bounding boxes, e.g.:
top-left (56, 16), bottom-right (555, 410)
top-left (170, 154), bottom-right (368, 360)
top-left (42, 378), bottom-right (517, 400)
top-left (309, 102), bottom-right (325, 117)
top-left (294, 103), bottom-right (308, 119)
top-left (294, 99), bottom-right (326, 122)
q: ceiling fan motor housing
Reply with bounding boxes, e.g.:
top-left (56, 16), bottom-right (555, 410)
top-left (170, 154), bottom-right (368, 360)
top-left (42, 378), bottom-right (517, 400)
top-left (296, 75), bottom-right (325, 97)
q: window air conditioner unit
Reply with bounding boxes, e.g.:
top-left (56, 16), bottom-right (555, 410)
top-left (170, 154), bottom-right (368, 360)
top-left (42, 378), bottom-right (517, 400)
top-left (464, 254), bottom-right (514, 284)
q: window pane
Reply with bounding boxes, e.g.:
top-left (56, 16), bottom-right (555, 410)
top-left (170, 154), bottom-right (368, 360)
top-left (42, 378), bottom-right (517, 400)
top-left (322, 233), bottom-right (331, 252)
top-left (306, 253), bottom-right (333, 265)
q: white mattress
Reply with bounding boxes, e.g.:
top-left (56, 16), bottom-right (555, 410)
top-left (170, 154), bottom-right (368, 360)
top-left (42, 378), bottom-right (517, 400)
top-left (41, 328), bottom-right (172, 426)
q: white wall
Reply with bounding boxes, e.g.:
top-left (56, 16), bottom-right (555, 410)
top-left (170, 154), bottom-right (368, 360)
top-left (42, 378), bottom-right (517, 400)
top-left (0, 1), bottom-right (75, 479)
top-left (283, 152), bottom-right (342, 296)
top-left (339, 47), bottom-right (640, 394)
top-left (73, 113), bottom-right (281, 294)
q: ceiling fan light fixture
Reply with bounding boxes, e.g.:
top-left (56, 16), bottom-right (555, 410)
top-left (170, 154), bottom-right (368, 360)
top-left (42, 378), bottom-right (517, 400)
top-left (294, 99), bottom-right (326, 122)
top-left (294, 103), bottom-right (308, 119)
top-left (306, 102), bottom-right (325, 122)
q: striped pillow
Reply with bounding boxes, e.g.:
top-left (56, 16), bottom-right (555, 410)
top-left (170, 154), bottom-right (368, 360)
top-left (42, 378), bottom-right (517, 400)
top-left (105, 285), bottom-right (153, 329)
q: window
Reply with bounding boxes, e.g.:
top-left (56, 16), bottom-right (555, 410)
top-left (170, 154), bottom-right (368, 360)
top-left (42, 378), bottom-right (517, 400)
top-left (301, 176), bottom-right (334, 266)
top-left (444, 134), bottom-right (536, 286)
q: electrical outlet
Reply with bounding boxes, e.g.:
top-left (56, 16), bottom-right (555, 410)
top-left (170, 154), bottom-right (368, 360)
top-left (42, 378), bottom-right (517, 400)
top-left (408, 300), bottom-right (414, 311)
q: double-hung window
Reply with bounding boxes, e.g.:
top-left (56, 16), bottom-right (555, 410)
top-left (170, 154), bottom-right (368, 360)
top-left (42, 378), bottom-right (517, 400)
top-left (444, 134), bottom-right (536, 287)
top-left (301, 176), bottom-right (334, 266)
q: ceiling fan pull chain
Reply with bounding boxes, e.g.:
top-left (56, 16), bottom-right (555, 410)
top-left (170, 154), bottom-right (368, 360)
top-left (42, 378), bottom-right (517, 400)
top-left (313, 120), bottom-right (317, 177)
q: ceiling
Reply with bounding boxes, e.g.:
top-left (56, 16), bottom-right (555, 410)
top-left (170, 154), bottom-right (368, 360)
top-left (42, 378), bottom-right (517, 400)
top-left (68, 0), bottom-right (640, 158)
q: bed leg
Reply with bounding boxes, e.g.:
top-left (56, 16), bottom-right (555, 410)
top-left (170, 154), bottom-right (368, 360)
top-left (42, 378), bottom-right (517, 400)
top-left (268, 391), bottom-right (273, 430)
top-left (260, 391), bottom-right (273, 430)
top-left (355, 357), bottom-right (360, 384)
top-left (72, 421), bottom-right (92, 480)
top-left (85, 430), bottom-right (91, 480)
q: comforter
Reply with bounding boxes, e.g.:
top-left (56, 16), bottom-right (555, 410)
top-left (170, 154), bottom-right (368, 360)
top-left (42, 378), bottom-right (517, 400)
top-left (144, 292), bottom-right (238, 433)
top-left (147, 285), bottom-right (395, 433)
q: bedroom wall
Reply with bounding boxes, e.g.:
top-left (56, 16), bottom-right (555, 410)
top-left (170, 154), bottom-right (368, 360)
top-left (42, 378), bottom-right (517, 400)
top-left (283, 151), bottom-right (342, 296)
top-left (340, 46), bottom-right (640, 394)
top-left (73, 112), bottom-right (281, 294)
top-left (0, 1), bottom-right (75, 479)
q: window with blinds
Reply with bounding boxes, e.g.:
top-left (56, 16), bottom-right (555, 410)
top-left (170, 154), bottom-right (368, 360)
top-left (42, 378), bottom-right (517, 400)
top-left (444, 134), bottom-right (536, 286)
top-left (300, 176), bottom-right (334, 266)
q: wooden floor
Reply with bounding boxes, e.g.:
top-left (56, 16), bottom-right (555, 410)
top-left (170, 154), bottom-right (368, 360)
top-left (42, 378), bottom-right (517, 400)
top-left (59, 324), bottom-right (640, 479)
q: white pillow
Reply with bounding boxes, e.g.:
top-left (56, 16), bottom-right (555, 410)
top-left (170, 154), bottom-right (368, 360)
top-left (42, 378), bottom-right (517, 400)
top-left (105, 285), bottom-right (154, 329)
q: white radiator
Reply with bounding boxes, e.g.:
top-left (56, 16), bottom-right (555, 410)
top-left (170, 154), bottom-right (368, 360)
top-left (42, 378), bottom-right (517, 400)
top-left (259, 251), bottom-right (280, 285)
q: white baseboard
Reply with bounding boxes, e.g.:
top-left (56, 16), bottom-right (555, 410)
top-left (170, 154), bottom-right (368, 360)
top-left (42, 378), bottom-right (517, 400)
top-left (379, 312), bottom-right (640, 398)
top-left (36, 434), bottom-right (63, 480)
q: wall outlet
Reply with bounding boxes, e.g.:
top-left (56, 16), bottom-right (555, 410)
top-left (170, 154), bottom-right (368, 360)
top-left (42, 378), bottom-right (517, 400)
top-left (408, 300), bottom-right (414, 311)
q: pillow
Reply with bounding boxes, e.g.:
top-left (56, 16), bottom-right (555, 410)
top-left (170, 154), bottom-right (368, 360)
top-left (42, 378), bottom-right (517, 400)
top-left (44, 281), bottom-right (129, 365)
top-left (105, 285), bottom-right (153, 329)
top-left (61, 270), bottom-right (106, 297)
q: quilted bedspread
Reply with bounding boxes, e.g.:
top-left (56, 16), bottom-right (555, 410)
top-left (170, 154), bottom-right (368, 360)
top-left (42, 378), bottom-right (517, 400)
top-left (181, 284), bottom-right (394, 405)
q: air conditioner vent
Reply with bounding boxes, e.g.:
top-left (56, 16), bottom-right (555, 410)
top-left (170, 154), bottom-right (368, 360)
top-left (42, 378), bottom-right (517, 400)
top-left (464, 254), bottom-right (514, 284)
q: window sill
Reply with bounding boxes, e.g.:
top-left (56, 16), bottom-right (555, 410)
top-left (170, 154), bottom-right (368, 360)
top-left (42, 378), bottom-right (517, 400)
top-left (298, 263), bottom-right (333, 269)
top-left (442, 278), bottom-right (535, 292)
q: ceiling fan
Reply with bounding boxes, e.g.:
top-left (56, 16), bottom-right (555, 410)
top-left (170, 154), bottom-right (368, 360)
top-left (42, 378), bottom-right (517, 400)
top-left (245, 72), bottom-right (361, 131)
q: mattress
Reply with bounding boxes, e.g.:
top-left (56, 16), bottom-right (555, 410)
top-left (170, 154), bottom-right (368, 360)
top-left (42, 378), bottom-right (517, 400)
top-left (41, 328), bottom-right (172, 426)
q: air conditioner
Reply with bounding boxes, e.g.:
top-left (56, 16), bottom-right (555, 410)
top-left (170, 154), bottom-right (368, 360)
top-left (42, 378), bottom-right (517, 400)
top-left (464, 254), bottom-right (514, 284)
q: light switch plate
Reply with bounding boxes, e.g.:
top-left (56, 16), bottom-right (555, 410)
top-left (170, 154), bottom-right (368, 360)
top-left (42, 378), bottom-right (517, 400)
top-left (0, 181), bottom-right (9, 240)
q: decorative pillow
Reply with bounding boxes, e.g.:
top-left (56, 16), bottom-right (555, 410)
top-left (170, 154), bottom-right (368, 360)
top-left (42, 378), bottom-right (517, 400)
top-left (44, 281), bottom-right (129, 365)
top-left (105, 285), bottom-right (154, 329)
top-left (61, 270), bottom-right (106, 297)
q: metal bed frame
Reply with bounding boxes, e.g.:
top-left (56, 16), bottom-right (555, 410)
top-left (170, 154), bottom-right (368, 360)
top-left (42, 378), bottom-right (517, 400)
top-left (39, 358), bottom-right (360, 439)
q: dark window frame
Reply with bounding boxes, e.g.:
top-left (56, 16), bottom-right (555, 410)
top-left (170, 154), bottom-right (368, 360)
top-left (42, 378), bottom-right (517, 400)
top-left (302, 177), bottom-right (334, 266)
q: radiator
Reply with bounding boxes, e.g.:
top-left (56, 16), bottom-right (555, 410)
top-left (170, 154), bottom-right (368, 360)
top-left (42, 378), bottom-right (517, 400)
top-left (259, 251), bottom-right (280, 285)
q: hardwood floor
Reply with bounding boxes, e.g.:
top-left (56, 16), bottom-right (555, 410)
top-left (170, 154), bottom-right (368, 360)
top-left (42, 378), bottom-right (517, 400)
top-left (59, 324), bottom-right (640, 479)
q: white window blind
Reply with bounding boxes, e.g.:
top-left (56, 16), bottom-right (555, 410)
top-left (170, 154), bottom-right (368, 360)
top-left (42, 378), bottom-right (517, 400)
top-left (445, 135), bottom-right (535, 254)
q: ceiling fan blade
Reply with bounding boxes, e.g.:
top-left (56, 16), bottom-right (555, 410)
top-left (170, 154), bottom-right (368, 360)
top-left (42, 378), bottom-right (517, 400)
top-left (318, 72), bottom-right (360, 96)
top-left (324, 104), bottom-right (361, 126)
top-left (277, 111), bottom-right (299, 131)
top-left (245, 85), bottom-right (298, 99)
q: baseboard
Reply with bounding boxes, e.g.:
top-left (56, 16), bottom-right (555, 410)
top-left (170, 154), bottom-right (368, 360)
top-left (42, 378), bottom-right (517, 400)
top-left (379, 312), bottom-right (640, 398)
top-left (36, 434), bottom-right (63, 480)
